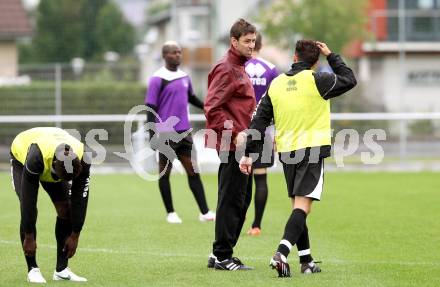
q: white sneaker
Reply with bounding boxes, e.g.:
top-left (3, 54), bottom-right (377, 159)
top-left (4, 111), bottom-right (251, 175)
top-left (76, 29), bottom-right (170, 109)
top-left (27, 268), bottom-right (46, 283)
top-left (53, 267), bottom-right (87, 282)
top-left (166, 212), bottom-right (182, 224)
top-left (199, 210), bottom-right (216, 222)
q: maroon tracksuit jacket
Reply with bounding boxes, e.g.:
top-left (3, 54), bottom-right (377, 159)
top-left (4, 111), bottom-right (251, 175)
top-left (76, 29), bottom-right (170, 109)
top-left (204, 47), bottom-right (256, 152)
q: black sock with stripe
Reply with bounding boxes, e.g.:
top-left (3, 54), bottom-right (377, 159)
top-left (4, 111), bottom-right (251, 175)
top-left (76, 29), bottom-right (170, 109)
top-left (276, 208), bottom-right (307, 258)
top-left (296, 223), bottom-right (313, 263)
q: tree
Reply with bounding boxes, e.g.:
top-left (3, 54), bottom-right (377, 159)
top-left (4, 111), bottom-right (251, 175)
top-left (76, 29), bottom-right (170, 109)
top-left (259, 0), bottom-right (369, 54)
top-left (80, 0), bottom-right (109, 60)
top-left (95, 3), bottom-right (135, 57)
top-left (23, 0), bottom-right (135, 63)
top-left (33, 0), bottom-right (84, 62)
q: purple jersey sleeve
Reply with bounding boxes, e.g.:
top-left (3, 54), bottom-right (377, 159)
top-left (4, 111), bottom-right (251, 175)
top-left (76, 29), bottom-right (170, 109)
top-left (145, 77), bottom-right (162, 105)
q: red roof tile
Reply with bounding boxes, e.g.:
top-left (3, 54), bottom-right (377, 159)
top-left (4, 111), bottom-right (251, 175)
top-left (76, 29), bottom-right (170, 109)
top-left (0, 0), bottom-right (32, 38)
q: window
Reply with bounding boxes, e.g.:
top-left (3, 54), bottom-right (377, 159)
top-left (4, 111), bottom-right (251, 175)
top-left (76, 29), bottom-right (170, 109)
top-left (418, 0), bottom-right (435, 9)
top-left (386, 0), bottom-right (440, 41)
top-left (388, 0), bottom-right (438, 9)
top-left (190, 14), bottom-right (210, 42)
top-left (177, 6), bottom-right (211, 44)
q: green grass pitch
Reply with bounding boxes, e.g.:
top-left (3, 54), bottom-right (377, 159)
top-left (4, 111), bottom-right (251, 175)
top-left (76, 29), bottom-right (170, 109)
top-left (1, 171), bottom-right (439, 286)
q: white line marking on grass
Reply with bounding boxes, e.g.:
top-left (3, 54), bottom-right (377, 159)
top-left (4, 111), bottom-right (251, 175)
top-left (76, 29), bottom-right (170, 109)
top-left (1, 239), bottom-right (439, 267)
top-left (0, 239), bottom-right (202, 258)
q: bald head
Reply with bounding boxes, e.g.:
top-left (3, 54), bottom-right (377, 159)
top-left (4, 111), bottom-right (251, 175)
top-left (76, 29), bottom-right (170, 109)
top-left (162, 41), bottom-right (181, 56)
top-left (162, 41), bottom-right (182, 71)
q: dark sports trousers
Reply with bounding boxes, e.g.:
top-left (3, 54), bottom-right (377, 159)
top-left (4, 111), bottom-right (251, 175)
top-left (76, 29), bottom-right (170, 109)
top-left (213, 152), bottom-right (253, 260)
top-left (10, 154), bottom-right (72, 271)
top-left (10, 154), bottom-right (70, 202)
top-left (252, 131), bottom-right (275, 169)
top-left (157, 134), bottom-right (194, 162)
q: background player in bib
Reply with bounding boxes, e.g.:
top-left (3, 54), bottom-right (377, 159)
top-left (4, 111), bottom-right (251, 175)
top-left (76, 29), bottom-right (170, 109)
top-left (145, 41), bottom-right (215, 224)
top-left (245, 32), bottom-right (279, 236)
top-left (10, 127), bottom-right (91, 283)
top-left (239, 40), bottom-right (357, 277)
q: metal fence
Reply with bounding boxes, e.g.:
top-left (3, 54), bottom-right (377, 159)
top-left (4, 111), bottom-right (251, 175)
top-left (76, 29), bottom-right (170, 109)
top-left (0, 113), bottom-right (439, 173)
top-left (1, 60), bottom-right (440, 172)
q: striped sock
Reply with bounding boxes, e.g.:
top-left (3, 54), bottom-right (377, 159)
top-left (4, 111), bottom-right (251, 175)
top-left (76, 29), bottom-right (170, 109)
top-left (277, 239), bottom-right (292, 258)
top-left (276, 208), bottom-right (307, 258)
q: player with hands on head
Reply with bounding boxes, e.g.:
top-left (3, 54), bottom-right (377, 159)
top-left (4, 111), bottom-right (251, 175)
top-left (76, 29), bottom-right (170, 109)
top-left (240, 40), bottom-right (356, 277)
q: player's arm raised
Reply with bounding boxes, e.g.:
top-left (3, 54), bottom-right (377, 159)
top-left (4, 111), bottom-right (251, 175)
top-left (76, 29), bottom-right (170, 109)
top-left (314, 41), bottom-right (357, 100)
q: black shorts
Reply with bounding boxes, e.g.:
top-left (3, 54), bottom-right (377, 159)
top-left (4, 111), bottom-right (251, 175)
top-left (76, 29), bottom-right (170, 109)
top-left (281, 156), bottom-right (324, 201)
top-left (253, 150), bottom-right (275, 169)
top-left (252, 129), bottom-right (275, 169)
top-left (158, 134), bottom-right (194, 164)
top-left (10, 154), bottom-right (70, 203)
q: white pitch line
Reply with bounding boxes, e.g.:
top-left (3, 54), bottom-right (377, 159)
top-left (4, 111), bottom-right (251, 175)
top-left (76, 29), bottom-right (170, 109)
top-left (0, 239), bottom-right (203, 258)
top-left (1, 239), bottom-right (439, 267)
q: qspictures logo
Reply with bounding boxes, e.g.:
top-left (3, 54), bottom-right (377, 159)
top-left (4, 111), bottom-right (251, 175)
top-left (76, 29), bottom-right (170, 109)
top-left (56, 105), bottom-right (387, 181)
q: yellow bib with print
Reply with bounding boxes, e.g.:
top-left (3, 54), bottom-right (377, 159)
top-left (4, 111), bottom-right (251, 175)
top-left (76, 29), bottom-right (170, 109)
top-left (269, 70), bottom-right (331, 152)
top-left (11, 127), bottom-right (84, 182)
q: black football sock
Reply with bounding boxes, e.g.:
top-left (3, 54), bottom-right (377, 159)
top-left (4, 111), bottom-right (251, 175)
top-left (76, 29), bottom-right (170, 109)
top-left (276, 208), bottom-right (307, 258)
top-left (159, 174), bottom-right (174, 213)
top-left (296, 223), bottom-right (313, 263)
top-left (55, 217), bottom-right (72, 272)
top-left (20, 224), bottom-right (38, 272)
top-left (188, 174), bottom-right (209, 214)
top-left (252, 174), bottom-right (268, 228)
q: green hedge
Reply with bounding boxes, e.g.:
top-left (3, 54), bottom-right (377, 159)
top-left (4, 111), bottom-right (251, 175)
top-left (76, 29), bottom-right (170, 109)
top-left (0, 81), bottom-right (146, 145)
top-left (0, 81), bottom-right (145, 115)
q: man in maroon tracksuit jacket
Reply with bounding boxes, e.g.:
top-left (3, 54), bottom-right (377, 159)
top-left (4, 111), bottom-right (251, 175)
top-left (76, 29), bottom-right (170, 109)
top-left (204, 18), bottom-right (257, 271)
